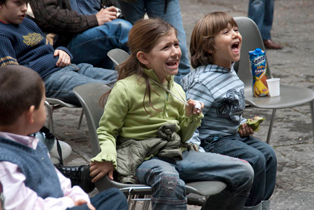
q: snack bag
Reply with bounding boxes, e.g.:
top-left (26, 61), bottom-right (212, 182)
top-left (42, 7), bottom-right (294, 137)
top-left (238, 116), bottom-right (265, 132)
top-left (249, 48), bottom-right (269, 97)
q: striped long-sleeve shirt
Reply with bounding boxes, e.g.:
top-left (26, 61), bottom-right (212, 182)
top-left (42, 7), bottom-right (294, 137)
top-left (181, 64), bottom-right (246, 147)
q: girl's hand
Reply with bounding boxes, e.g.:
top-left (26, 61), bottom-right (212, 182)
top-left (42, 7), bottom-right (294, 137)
top-left (90, 161), bottom-right (114, 183)
top-left (238, 123), bottom-right (254, 137)
top-left (185, 99), bottom-right (204, 117)
top-left (54, 49), bottom-right (71, 67)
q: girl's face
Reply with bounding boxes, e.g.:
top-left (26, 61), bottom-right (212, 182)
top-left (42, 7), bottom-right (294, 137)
top-left (212, 23), bottom-right (242, 69)
top-left (142, 29), bottom-right (181, 83)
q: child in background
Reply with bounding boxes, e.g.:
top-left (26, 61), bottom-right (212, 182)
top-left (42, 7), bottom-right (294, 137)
top-left (89, 18), bottom-right (254, 210)
top-left (181, 11), bottom-right (277, 210)
top-left (0, 65), bottom-right (128, 210)
top-left (0, 0), bottom-right (117, 106)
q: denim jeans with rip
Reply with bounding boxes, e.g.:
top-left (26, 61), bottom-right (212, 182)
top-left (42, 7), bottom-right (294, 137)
top-left (136, 150), bottom-right (254, 210)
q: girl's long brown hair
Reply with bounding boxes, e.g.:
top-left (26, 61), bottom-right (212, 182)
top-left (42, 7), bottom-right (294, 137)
top-left (100, 18), bottom-right (176, 114)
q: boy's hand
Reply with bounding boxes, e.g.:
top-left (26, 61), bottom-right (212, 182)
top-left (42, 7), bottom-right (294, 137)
top-left (90, 161), bottom-right (114, 183)
top-left (74, 199), bottom-right (95, 210)
top-left (96, 6), bottom-right (118, 25)
top-left (238, 123), bottom-right (254, 137)
top-left (54, 50), bottom-right (71, 67)
top-left (185, 99), bottom-right (204, 117)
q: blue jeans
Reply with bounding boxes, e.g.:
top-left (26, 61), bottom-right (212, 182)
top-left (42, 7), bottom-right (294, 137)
top-left (248, 0), bottom-right (274, 40)
top-left (44, 63), bottom-right (117, 105)
top-left (136, 150), bottom-right (254, 210)
top-left (201, 134), bottom-right (277, 210)
top-left (67, 19), bottom-right (132, 69)
top-left (68, 188), bottom-right (127, 210)
top-left (116, 0), bottom-right (191, 82)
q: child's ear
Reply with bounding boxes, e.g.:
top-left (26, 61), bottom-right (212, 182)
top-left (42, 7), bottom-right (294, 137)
top-left (137, 51), bottom-right (150, 65)
top-left (205, 47), bottom-right (213, 54)
top-left (25, 105), bottom-right (35, 124)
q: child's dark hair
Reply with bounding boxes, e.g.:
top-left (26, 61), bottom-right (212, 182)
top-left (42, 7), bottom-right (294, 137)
top-left (0, 0), bottom-right (29, 5)
top-left (100, 18), bottom-right (176, 113)
top-left (0, 65), bottom-right (44, 126)
top-left (190, 11), bottom-right (238, 68)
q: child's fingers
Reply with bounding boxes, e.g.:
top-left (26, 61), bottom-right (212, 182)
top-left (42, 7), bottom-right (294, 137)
top-left (54, 50), bottom-right (59, 57)
top-left (248, 127), bottom-right (254, 135)
top-left (91, 171), bottom-right (106, 183)
top-left (87, 203), bottom-right (96, 210)
top-left (74, 199), bottom-right (87, 206)
top-left (108, 169), bottom-right (114, 180)
top-left (89, 167), bottom-right (100, 178)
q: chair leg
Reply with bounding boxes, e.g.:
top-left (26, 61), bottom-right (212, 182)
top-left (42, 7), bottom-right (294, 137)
top-left (310, 100), bottom-right (314, 142)
top-left (130, 195), bottom-right (138, 210)
top-left (77, 109), bottom-right (84, 130)
top-left (142, 195), bottom-right (151, 210)
top-left (266, 109), bottom-right (276, 144)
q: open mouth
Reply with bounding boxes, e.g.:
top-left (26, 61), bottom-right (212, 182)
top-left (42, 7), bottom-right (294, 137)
top-left (166, 60), bottom-right (179, 68)
top-left (231, 42), bottom-right (240, 53)
top-left (232, 42), bottom-right (239, 50)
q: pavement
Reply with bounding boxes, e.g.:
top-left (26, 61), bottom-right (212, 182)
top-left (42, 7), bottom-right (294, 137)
top-left (49, 0), bottom-right (314, 209)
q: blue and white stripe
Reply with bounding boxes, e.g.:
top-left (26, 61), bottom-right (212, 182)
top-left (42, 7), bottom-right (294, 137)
top-left (181, 64), bottom-right (247, 146)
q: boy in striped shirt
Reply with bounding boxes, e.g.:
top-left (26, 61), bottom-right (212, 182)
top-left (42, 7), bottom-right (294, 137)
top-left (181, 11), bottom-right (277, 210)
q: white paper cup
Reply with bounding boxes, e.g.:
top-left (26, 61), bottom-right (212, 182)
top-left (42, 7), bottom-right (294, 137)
top-left (266, 78), bottom-right (280, 97)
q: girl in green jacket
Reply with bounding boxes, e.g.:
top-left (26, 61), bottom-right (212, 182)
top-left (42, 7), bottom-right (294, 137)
top-left (90, 18), bottom-right (254, 210)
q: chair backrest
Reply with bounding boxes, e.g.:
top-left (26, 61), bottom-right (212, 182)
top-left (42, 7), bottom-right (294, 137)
top-left (234, 17), bottom-right (272, 96)
top-left (73, 83), bottom-right (111, 157)
top-left (107, 48), bottom-right (130, 66)
top-left (73, 83), bottom-right (152, 192)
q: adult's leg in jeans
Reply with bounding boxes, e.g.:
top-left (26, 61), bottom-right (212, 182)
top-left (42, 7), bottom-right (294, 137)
top-left (205, 135), bottom-right (277, 210)
top-left (176, 151), bottom-right (254, 210)
top-left (67, 19), bottom-right (132, 69)
top-left (67, 188), bottom-right (128, 210)
top-left (117, 0), bottom-right (191, 80)
top-left (261, 0), bottom-right (274, 40)
top-left (248, 0), bottom-right (268, 40)
top-left (44, 64), bottom-right (117, 105)
top-left (116, 0), bottom-right (146, 23)
top-left (136, 158), bottom-right (187, 210)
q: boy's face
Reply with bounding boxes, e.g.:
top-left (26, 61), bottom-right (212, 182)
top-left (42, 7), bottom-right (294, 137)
top-left (0, 0), bottom-right (27, 24)
top-left (29, 89), bottom-right (46, 135)
top-left (212, 23), bottom-right (242, 69)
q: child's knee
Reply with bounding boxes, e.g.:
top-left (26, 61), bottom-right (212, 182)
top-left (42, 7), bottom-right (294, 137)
top-left (154, 172), bottom-right (186, 199)
top-left (237, 160), bottom-right (255, 187)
